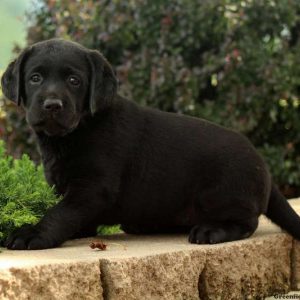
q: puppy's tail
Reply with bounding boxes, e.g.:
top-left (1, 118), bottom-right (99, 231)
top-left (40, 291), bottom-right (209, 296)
top-left (265, 183), bottom-right (300, 239)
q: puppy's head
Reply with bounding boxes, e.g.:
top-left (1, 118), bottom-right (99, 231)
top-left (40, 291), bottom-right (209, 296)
top-left (1, 39), bottom-right (117, 136)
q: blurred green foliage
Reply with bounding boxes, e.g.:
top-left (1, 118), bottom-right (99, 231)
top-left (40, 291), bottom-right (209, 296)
top-left (2, 0), bottom-right (300, 197)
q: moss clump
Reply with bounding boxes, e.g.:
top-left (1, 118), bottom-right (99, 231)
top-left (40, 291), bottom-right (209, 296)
top-left (0, 140), bottom-right (60, 244)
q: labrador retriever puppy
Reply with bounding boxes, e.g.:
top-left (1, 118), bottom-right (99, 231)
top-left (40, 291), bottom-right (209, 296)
top-left (2, 39), bottom-right (300, 250)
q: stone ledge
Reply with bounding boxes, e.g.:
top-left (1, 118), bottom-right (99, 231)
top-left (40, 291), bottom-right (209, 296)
top-left (0, 200), bottom-right (299, 299)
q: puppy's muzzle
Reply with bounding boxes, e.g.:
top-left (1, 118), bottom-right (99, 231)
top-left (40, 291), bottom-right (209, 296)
top-left (43, 99), bottom-right (63, 113)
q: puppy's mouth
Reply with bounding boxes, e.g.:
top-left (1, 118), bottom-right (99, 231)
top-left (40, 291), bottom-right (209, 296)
top-left (32, 118), bottom-right (78, 137)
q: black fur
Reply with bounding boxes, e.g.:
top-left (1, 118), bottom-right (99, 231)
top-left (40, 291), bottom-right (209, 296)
top-left (2, 39), bottom-right (300, 250)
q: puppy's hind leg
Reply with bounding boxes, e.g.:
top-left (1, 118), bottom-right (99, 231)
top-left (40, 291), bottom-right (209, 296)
top-left (188, 217), bottom-right (258, 244)
top-left (188, 191), bottom-right (260, 244)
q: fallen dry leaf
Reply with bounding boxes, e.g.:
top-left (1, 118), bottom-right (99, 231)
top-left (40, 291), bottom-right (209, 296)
top-left (90, 241), bottom-right (107, 250)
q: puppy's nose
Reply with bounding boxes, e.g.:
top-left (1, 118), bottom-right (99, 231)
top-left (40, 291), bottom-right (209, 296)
top-left (43, 99), bottom-right (63, 112)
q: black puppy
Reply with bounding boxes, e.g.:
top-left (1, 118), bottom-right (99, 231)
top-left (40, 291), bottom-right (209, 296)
top-left (1, 39), bottom-right (300, 250)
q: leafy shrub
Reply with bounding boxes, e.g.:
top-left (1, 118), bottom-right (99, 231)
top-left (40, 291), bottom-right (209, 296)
top-left (0, 140), bottom-right (60, 244)
top-left (4, 0), bottom-right (300, 196)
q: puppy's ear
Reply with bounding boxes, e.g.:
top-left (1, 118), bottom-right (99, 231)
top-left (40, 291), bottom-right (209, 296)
top-left (1, 47), bottom-right (32, 106)
top-left (87, 50), bottom-right (118, 114)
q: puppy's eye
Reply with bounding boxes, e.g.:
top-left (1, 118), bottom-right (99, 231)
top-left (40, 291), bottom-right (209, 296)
top-left (68, 76), bottom-right (81, 86)
top-left (30, 73), bottom-right (42, 84)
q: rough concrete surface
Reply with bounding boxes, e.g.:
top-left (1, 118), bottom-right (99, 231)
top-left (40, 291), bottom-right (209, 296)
top-left (0, 261), bottom-right (102, 300)
top-left (100, 250), bottom-right (206, 300)
top-left (292, 239), bottom-right (300, 290)
top-left (0, 199), bottom-right (299, 299)
top-left (199, 234), bottom-right (291, 299)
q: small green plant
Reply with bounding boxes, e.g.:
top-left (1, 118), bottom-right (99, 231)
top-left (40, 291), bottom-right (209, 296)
top-left (98, 225), bottom-right (121, 235)
top-left (0, 140), bottom-right (60, 244)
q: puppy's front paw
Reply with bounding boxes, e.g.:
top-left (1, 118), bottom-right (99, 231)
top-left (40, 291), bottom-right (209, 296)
top-left (5, 224), bottom-right (55, 250)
